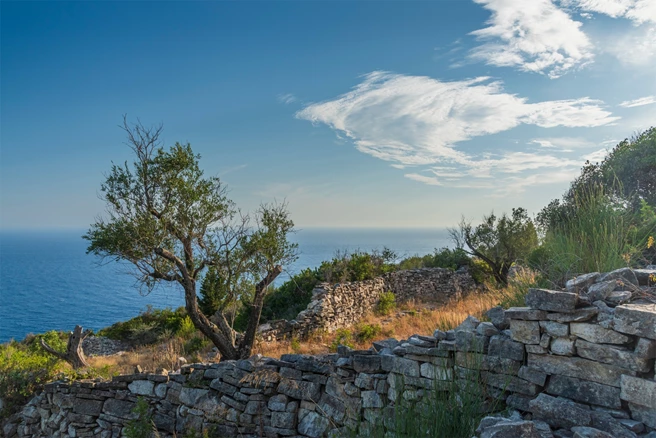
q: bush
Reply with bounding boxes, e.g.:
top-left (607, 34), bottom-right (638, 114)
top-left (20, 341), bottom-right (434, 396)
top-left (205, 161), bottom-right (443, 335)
top-left (329, 329), bottom-right (354, 351)
top-left (532, 185), bottom-right (656, 286)
top-left (97, 306), bottom-right (191, 345)
top-left (260, 268), bottom-right (320, 323)
top-left (183, 336), bottom-right (209, 355)
top-left (355, 323), bottom-right (382, 343)
top-left (376, 292), bottom-right (396, 316)
top-left (125, 397), bottom-right (158, 438)
top-left (318, 248), bottom-right (397, 284)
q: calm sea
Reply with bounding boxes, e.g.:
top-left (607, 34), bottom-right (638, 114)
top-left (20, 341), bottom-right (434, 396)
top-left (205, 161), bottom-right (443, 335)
top-left (0, 228), bottom-right (450, 343)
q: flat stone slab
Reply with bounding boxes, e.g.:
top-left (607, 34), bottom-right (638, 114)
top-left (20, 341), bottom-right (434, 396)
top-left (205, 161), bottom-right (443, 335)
top-left (504, 307), bottom-right (548, 320)
top-left (576, 339), bottom-right (652, 372)
top-left (566, 273), bottom-right (601, 293)
top-left (546, 374), bottom-right (621, 409)
top-left (510, 320), bottom-right (540, 344)
top-left (527, 353), bottom-right (636, 387)
top-left (526, 288), bottom-right (578, 312)
top-left (570, 323), bottom-right (631, 344)
top-left (620, 375), bottom-right (656, 410)
top-left (547, 307), bottom-right (598, 323)
top-left (529, 393), bottom-right (592, 429)
top-left (614, 304), bottom-right (656, 340)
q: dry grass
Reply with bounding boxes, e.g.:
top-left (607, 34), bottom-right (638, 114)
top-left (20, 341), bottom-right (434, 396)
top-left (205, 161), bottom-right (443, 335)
top-left (86, 336), bottom-right (201, 375)
top-left (256, 287), bottom-right (508, 358)
top-left (86, 272), bottom-right (535, 368)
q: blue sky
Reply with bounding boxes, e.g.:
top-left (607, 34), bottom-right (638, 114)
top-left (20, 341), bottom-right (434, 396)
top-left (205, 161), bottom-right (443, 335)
top-left (1, 0), bottom-right (655, 229)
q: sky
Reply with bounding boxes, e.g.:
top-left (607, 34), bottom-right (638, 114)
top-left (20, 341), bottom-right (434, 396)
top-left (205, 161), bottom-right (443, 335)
top-left (1, 0), bottom-right (655, 229)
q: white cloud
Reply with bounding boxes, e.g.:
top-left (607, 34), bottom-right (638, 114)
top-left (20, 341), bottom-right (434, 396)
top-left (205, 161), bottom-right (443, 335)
top-left (582, 148), bottom-right (610, 162)
top-left (529, 137), bottom-right (596, 149)
top-left (469, 0), bottom-right (594, 78)
top-left (619, 95), bottom-right (656, 107)
top-left (605, 25), bottom-right (656, 66)
top-left (564, 0), bottom-right (656, 24)
top-left (296, 72), bottom-right (618, 193)
top-left (278, 93), bottom-right (297, 104)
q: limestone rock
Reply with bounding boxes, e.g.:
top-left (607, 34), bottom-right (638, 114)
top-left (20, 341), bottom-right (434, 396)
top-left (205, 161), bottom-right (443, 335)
top-left (570, 323), bottom-right (631, 344)
top-left (585, 281), bottom-right (616, 303)
top-left (480, 420), bottom-right (543, 438)
top-left (620, 375), bottom-right (656, 410)
top-left (546, 375), bottom-right (621, 409)
top-left (566, 273), bottom-right (601, 293)
top-left (571, 426), bottom-right (614, 438)
top-left (527, 354), bottom-right (635, 387)
top-left (526, 289), bottom-right (578, 313)
top-left (547, 308), bottom-right (598, 323)
top-left (529, 393), bottom-right (592, 429)
top-left (599, 268), bottom-right (639, 288)
top-left (298, 411), bottom-right (330, 438)
top-left (613, 304), bottom-right (656, 340)
top-left (540, 321), bottom-right (569, 337)
top-left (510, 320), bottom-right (541, 344)
top-left (486, 306), bottom-right (510, 329)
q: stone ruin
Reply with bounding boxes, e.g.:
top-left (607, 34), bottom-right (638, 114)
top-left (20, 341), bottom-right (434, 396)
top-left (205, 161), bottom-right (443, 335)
top-left (2, 267), bottom-right (656, 438)
top-left (257, 267), bottom-right (476, 342)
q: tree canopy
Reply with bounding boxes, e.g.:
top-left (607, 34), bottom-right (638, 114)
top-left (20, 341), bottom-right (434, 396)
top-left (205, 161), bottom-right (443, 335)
top-left (85, 119), bottom-right (297, 360)
top-left (449, 208), bottom-right (538, 286)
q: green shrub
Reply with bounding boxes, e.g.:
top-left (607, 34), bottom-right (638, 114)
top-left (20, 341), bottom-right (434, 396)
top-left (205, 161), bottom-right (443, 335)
top-left (125, 397), bottom-right (158, 438)
top-left (97, 306), bottom-right (190, 345)
top-left (260, 268), bottom-right (320, 323)
top-left (290, 337), bottom-right (301, 353)
top-left (329, 329), bottom-right (354, 352)
top-left (532, 185), bottom-right (655, 286)
top-left (183, 336), bottom-right (209, 355)
top-left (318, 248), bottom-right (397, 284)
top-left (376, 292), bottom-right (396, 316)
top-left (355, 323), bottom-right (382, 343)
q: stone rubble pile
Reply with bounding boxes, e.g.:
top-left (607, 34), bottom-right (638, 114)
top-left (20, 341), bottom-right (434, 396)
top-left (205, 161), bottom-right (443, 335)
top-left (3, 267), bottom-right (655, 438)
top-left (258, 267), bottom-right (475, 342)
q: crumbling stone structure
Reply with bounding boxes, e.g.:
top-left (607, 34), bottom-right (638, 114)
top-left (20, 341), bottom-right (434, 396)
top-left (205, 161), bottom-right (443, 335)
top-left (3, 267), bottom-right (655, 438)
top-left (258, 267), bottom-right (476, 342)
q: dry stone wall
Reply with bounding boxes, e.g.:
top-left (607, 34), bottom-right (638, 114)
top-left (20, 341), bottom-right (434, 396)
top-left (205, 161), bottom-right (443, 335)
top-left (4, 267), bottom-right (656, 438)
top-left (258, 267), bottom-right (476, 342)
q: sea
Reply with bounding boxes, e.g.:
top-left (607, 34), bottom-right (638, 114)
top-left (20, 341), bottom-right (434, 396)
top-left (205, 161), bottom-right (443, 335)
top-left (0, 228), bottom-right (450, 343)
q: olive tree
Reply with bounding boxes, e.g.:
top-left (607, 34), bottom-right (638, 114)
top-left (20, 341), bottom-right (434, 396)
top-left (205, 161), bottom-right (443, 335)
top-left (449, 208), bottom-right (538, 286)
top-left (84, 119), bottom-right (297, 360)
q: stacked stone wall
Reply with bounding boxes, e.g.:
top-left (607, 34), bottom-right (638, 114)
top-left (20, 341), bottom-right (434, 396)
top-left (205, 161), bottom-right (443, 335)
top-left (4, 267), bottom-right (656, 438)
top-left (258, 267), bottom-right (476, 342)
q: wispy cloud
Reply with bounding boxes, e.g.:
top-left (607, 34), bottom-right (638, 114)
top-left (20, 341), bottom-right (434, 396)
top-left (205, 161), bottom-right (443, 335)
top-left (563, 0), bottom-right (656, 24)
top-left (469, 0), bottom-right (594, 78)
top-left (278, 93), bottom-right (297, 104)
top-left (605, 25), bottom-right (656, 66)
top-left (619, 95), bottom-right (656, 108)
top-left (296, 71), bottom-right (618, 193)
top-left (582, 148), bottom-right (610, 163)
top-left (219, 164), bottom-right (248, 177)
top-left (529, 137), bottom-right (595, 150)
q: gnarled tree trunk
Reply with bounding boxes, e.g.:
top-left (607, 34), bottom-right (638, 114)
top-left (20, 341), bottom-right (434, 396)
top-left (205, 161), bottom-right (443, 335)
top-left (40, 325), bottom-right (91, 369)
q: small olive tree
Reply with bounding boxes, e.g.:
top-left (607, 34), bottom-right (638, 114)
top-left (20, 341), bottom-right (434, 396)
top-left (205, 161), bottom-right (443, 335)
top-left (85, 118), bottom-right (297, 360)
top-left (449, 208), bottom-right (538, 286)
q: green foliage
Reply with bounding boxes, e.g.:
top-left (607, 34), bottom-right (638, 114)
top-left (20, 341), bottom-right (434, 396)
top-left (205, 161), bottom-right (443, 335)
top-left (318, 248), bottom-right (397, 284)
top-left (290, 337), bottom-right (301, 353)
top-left (97, 306), bottom-right (193, 345)
top-left (354, 323), bottom-right (382, 343)
top-left (125, 397), bottom-right (158, 438)
top-left (533, 183), bottom-right (656, 286)
top-left (0, 339), bottom-right (61, 417)
top-left (329, 329), bottom-right (354, 351)
top-left (260, 268), bottom-right (320, 323)
top-left (450, 208), bottom-right (538, 286)
top-left (184, 336), bottom-right (210, 355)
top-left (375, 292), bottom-right (396, 316)
top-left (85, 120), bottom-right (298, 360)
top-left (397, 247), bottom-right (471, 271)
